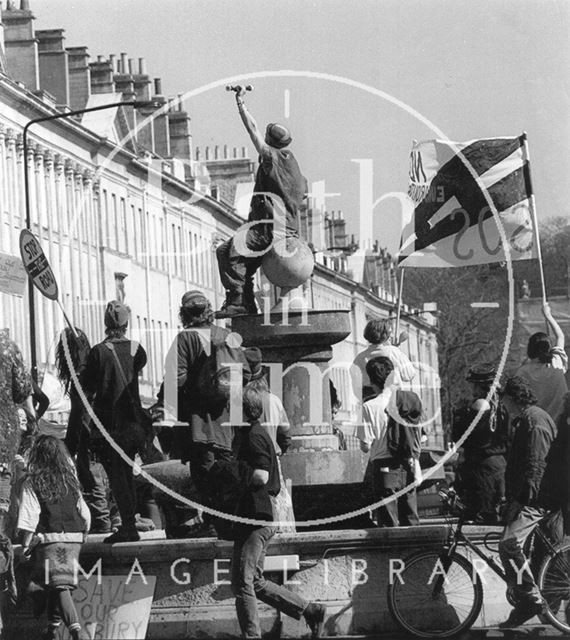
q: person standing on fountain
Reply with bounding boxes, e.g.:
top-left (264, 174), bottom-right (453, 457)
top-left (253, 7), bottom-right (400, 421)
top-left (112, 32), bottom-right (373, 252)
top-left (215, 86), bottom-right (308, 318)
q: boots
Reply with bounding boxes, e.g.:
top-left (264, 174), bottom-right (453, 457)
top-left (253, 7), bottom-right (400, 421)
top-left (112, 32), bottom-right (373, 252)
top-left (215, 294), bottom-right (250, 319)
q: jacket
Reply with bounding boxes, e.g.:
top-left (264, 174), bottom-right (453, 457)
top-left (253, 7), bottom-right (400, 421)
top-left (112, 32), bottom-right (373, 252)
top-left (505, 405), bottom-right (557, 509)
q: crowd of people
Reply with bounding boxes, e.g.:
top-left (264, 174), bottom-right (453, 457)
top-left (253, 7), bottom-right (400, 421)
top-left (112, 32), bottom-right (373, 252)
top-left (0, 84), bottom-right (568, 636)
top-left (0, 290), bottom-right (328, 640)
top-left (451, 302), bottom-right (570, 628)
top-left (0, 297), bottom-right (568, 635)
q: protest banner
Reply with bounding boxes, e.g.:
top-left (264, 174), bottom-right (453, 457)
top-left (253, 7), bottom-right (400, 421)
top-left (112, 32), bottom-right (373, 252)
top-left (56, 575), bottom-right (156, 640)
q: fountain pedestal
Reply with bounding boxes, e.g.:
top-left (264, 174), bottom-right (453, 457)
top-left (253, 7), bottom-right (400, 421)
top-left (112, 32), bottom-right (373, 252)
top-left (232, 310), bottom-right (368, 522)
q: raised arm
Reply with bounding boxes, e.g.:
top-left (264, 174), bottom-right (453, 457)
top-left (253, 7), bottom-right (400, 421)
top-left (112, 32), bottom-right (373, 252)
top-left (235, 89), bottom-right (267, 156)
top-left (543, 302), bottom-right (565, 350)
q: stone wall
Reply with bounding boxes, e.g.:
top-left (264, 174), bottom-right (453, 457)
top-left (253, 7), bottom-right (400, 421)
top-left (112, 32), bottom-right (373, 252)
top-left (7, 525), bottom-right (516, 639)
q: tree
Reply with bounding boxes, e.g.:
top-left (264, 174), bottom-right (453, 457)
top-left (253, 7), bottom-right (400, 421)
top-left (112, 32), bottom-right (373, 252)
top-left (403, 264), bottom-right (510, 439)
top-left (402, 216), bottom-right (570, 440)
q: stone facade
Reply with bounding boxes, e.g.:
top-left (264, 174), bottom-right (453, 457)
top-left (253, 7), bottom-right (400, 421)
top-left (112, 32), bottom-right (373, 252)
top-left (0, 0), bottom-right (442, 445)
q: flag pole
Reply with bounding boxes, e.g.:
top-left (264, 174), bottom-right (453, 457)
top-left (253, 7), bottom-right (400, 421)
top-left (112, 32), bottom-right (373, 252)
top-left (521, 131), bottom-right (547, 305)
top-left (395, 266), bottom-right (405, 341)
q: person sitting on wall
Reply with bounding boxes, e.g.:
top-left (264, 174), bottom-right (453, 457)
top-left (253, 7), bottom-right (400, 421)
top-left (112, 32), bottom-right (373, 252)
top-left (229, 386), bottom-right (326, 639)
top-left (215, 86), bottom-right (308, 318)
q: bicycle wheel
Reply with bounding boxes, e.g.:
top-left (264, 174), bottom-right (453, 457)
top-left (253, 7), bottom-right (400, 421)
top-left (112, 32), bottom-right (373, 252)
top-left (388, 550), bottom-right (483, 638)
top-left (537, 540), bottom-right (570, 634)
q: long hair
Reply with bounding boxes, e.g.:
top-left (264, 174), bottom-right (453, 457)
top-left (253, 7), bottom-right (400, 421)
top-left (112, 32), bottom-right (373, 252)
top-left (28, 435), bottom-right (81, 503)
top-left (55, 327), bottom-right (91, 395)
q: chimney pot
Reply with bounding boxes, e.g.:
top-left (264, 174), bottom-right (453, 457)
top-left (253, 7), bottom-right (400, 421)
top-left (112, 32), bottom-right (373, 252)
top-left (138, 58), bottom-right (147, 75)
top-left (153, 77), bottom-right (162, 95)
top-left (109, 54), bottom-right (116, 72)
top-left (195, 147), bottom-right (200, 161)
top-left (241, 146), bottom-right (246, 158)
top-left (233, 146), bottom-right (238, 158)
top-left (177, 93), bottom-right (183, 111)
top-left (120, 52), bottom-right (127, 73)
top-left (128, 58), bottom-right (135, 75)
top-left (214, 145), bottom-right (219, 160)
top-left (223, 144), bottom-right (228, 158)
top-left (205, 147), bottom-right (210, 161)
top-left (97, 55), bottom-right (104, 62)
top-left (20, 0), bottom-right (30, 10)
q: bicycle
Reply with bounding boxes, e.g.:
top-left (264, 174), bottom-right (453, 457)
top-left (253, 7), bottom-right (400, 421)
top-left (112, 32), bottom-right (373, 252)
top-left (387, 488), bottom-right (570, 638)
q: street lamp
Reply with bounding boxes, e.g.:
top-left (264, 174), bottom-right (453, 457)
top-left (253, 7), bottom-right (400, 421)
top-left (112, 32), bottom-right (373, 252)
top-left (23, 99), bottom-right (158, 379)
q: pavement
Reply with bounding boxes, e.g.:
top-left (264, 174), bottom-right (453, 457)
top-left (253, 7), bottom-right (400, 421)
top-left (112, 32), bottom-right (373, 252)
top-left (331, 628), bottom-right (566, 639)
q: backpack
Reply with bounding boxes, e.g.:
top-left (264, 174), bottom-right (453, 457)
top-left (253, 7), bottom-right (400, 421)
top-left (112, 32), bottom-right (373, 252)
top-left (387, 390), bottom-right (423, 462)
top-left (195, 325), bottom-right (251, 415)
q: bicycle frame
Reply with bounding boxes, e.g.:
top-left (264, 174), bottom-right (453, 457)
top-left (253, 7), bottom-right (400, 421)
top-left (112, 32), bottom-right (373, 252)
top-left (436, 511), bottom-right (562, 593)
top-left (443, 515), bottom-right (507, 582)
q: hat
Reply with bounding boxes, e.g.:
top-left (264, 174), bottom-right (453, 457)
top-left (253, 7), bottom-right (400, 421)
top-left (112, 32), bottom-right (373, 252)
top-left (181, 290), bottom-right (208, 309)
top-left (265, 123), bottom-right (292, 149)
top-left (244, 347), bottom-right (264, 381)
top-left (466, 363), bottom-right (496, 384)
top-left (104, 300), bottom-right (130, 329)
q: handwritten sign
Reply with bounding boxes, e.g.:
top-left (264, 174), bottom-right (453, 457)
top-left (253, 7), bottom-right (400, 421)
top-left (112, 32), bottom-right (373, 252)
top-left (56, 575), bottom-right (156, 639)
top-left (19, 229), bottom-right (59, 300)
top-left (0, 251), bottom-right (27, 296)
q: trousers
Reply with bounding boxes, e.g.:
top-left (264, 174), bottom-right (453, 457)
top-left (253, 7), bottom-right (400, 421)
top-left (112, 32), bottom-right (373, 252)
top-left (499, 504), bottom-right (547, 604)
top-left (97, 441), bottom-right (137, 531)
top-left (75, 432), bottom-right (111, 532)
top-left (372, 461), bottom-right (419, 527)
top-left (231, 526), bottom-right (307, 639)
top-left (215, 228), bottom-right (270, 303)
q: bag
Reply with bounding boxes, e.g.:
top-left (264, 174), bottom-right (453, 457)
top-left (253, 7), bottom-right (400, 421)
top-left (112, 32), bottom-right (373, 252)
top-left (195, 327), bottom-right (250, 414)
top-left (387, 390), bottom-right (422, 463)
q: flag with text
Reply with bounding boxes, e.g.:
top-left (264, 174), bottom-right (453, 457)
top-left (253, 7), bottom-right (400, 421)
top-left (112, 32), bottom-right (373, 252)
top-left (398, 135), bottom-right (537, 267)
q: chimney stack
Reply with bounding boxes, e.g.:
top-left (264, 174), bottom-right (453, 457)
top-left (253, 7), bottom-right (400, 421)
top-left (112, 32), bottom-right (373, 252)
top-left (3, 0), bottom-right (39, 90)
top-left (66, 46), bottom-right (91, 111)
top-left (89, 57), bottom-right (114, 93)
top-left (36, 29), bottom-right (69, 107)
top-left (168, 99), bottom-right (193, 170)
top-left (150, 77), bottom-right (169, 157)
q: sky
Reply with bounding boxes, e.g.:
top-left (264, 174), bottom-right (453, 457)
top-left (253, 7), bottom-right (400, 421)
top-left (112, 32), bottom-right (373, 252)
top-left (37, 0), bottom-right (570, 255)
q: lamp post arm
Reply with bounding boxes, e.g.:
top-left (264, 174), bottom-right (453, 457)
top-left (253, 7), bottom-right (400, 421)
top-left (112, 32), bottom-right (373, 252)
top-left (22, 100), bottom-right (157, 380)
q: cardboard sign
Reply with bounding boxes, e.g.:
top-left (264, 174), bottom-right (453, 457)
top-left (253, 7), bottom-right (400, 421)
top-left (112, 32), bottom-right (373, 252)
top-left (56, 575), bottom-right (156, 639)
top-left (19, 229), bottom-right (59, 300)
top-left (0, 251), bottom-right (27, 297)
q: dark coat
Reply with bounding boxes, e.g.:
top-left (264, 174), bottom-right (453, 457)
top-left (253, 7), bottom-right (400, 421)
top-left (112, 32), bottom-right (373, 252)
top-left (82, 337), bottom-right (146, 437)
top-left (542, 414), bottom-right (570, 535)
top-left (505, 405), bottom-right (557, 509)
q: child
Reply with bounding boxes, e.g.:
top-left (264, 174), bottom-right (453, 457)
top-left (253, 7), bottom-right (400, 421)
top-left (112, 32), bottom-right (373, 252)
top-left (18, 435), bottom-right (90, 640)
